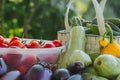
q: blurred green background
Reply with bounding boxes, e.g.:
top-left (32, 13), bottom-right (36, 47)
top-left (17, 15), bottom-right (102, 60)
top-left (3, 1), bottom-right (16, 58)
top-left (0, 0), bottom-right (119, 40)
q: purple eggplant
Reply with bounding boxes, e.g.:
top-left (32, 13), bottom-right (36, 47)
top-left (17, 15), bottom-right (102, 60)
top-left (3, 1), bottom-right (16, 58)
top-left (67, 74), bottom-right (83, 80)
top-left (52, 68), bottom-right (71, 80)
top-left (41, 68), bottom-right (52, 80)
top-left (25, 64), bottom-right (45, 80)
top-left (0, 56), bottom-right (7, 77)
top-left (1, 70), bottom-right (20, 80)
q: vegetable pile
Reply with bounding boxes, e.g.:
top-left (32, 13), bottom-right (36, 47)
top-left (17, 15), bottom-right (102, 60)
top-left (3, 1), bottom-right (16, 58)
top-left (1, 0), bottom-right (120, 80)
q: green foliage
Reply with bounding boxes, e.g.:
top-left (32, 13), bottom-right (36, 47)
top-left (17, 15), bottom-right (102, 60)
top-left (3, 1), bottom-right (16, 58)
top-left (83, 0), bottom-right (120, 20)
top-left (0, 0), bottom-right (75, 40)
top-left (1, 0), bottom-right (120, 40)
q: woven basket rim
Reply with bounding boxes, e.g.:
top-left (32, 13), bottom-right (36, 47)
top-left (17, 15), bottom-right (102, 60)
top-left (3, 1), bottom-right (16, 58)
top-left (86, 34), bottom-right (120, 38)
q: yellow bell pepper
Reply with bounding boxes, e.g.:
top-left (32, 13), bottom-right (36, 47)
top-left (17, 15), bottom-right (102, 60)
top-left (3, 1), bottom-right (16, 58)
top-left (100, 23), bottom-right (120, 58)
top-left (99, 32), bottom-right (109, 47)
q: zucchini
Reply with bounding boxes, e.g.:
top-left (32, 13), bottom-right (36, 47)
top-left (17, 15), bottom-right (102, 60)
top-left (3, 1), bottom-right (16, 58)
top-left (105, 18), bottom-right (120, 27)
top-left (105, 20), bottom-right (120, 32)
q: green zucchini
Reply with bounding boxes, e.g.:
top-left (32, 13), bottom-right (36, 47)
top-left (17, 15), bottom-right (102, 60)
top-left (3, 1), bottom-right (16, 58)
top-left (105, 18), bottom-right (120, 27)
top-left (105, 21), bottom-right (120, 32)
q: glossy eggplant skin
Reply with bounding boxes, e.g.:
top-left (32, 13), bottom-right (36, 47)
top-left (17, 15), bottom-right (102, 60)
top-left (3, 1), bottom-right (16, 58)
top-left (1, 70), bottom-right (20, 80)
top-left (0, 57), bottom-right (7, 77)
top-left (41, 68), bottom-right (52, 80)
top-left (67, 74), bottom-right (83, 80)
top-left (25, 64), bottom-right (45, 80)
top-left (67, 62), bottom-right (85, 75)
top-left (52, 68), bottom-right (71, 80)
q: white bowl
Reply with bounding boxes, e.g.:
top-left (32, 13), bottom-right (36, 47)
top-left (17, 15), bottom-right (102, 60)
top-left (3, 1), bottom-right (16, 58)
top-left (0, 39), bottom-right (66, 64)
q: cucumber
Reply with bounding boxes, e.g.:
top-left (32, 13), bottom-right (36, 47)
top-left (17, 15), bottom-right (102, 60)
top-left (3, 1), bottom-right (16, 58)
top-left (87, 18), bottom-right (120, 35)
top-left (89, 25), bottom-right (99, 35)
top-left (105, 18), bottom-right (120, 27)
top-left (105, 21), bottom-right (120, 32)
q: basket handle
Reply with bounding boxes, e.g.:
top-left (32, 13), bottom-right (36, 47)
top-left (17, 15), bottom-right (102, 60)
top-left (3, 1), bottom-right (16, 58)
top-left (92, 0), bottom-right (107, 35)
top-left (65, 0), bottom-right (107, 35)
top-left (64, 0), bottom-right (73, 33)
top-left (100, 0), bottom-right (107, 13)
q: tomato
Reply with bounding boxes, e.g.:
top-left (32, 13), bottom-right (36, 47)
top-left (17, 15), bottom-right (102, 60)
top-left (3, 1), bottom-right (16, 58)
top-left (9, 37), bottom-right (20, 44)
top-left (52, 40), bottom-right (62, 47)
top-left (0, 35), bottom-right (4, 43)
top-left (26, 40), bottom-right (42, 48)
top-left (17, 65), bottom-right (27, 75)
top-left (43, 43), bottom-right (55, 48)
top-left (3, 53), bottom-right (37, 76)
top-left (9, 40), bottom-right (24, 48)
top-left (0, 43), bottom-right (8, 48)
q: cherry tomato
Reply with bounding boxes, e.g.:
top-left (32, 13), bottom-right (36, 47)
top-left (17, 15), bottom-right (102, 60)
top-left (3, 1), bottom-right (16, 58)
top-left (0, 35), bottom-right (4, 43)
top-left (0, 43), bottom-right (8, 48)
top-left (52, 40), bottom-right (62, 47)
top-left (17, 65), bottom-right (27, 75)
top-left (43, 43), bottom-right (55, 48)
top-left (26, 40), bottom-right (42, 48)
top-left (9, 37), bottom-right (20, 44)
top-left (9, 40), bottom-right (24, 48)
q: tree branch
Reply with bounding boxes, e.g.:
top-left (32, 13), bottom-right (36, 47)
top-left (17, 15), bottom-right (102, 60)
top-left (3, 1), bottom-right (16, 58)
top-left (23, 0), bottom-right (41, 37)
top-left (28, 0), bottom-right (41, 23)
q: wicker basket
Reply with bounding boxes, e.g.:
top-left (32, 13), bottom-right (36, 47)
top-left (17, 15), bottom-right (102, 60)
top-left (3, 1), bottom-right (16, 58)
top-left (58, 31), bottom-right (120, 54)
top-left (57, 0), bottom-right (120, 54)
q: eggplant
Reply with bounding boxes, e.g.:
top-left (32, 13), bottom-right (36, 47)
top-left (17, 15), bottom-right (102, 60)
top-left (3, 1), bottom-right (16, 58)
top-left (25, 64), bottom-right (45, 80)
top-left (1, 70), bottom-right (20, 80)
top-left (41, 68), bottom-right (52, 80)
top-left (0, 56), bottom-right (7, 77)
top-left (52, 68), bottom-right (71, 80)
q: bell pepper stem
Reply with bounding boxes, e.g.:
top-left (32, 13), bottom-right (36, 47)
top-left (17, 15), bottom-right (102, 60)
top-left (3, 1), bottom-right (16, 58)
top-left (103, 31), bottom-right (107, 40)
top-left (105, 23), bottom-right (113, 43)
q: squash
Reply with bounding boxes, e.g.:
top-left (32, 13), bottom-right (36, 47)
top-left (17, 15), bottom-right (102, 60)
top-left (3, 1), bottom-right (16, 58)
top-left (89, 53), bottom-right (100, 63)
top-left (83, 66), bottom-right (98, 75)
top-left (67, 50), bottom-right (92, 67)
top-left (94, 54), bottom-right (120, 79)
top-left (83, 73), bottom-right (108, 80)
top-left (61, 17), bottom-right (86, 68)
top-left (100, 23), bottom-right (120, 58)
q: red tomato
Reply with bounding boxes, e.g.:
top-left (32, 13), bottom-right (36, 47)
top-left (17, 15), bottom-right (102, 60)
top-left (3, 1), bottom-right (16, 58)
top-left (0, 43), bottom-right (8, 48)
top-left (0, 35), bottom-right (4, 43)
top-left (52, 40), bottom-right (62, 47)
top-left (3, 53), bottom-right (37, 76)
top-left (9, 37), bottom-right (20, 44)
top-left (26, 40), bottom-right (42, 48)
top-left (43, 43), bottom-right (55, 48)
top-left (9, 40), bottom-right (24, 48)
top-left (17, 65), bottom-right (27, 75)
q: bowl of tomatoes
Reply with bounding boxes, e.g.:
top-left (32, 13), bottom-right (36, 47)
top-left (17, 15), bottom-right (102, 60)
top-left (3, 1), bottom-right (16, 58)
top-left (0, 35), bottom-right (66, 75)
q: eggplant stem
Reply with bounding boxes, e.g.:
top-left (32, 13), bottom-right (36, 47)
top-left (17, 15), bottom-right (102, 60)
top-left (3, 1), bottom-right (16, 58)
top-left (105, 23), bottom-right (113, 43)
